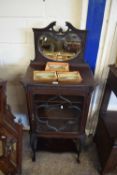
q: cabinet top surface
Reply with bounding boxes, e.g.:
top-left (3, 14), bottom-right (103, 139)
top-left (22, 64), bottom-right (95, 89)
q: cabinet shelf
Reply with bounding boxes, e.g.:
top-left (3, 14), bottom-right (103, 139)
top-left (35, 103), bottom-right (81, 118)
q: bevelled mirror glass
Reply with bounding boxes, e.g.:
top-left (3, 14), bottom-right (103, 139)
top-left (38, 31), bottom-right (82, 61)
top-left (31, 22), bottom-right (87, 68)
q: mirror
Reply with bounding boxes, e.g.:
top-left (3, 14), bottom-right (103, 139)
top-left (38, 31), bottom-right (82, 61)
top-left (31, 22), bottom-right (87, 67)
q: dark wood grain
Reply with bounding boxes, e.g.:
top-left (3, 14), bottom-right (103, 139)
top-left (94, 65), bottom-right (117, 174)
top-left (0, 81), bottom-right (22, 175)
top-left (22, 22), bottom-right (95, 162)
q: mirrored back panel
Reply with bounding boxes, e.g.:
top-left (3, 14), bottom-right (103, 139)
top-left (39, 31), bottom-right (81, 61)
top-left (31, 22), bottom-right (87, 68)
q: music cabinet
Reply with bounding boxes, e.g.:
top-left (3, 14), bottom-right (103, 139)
top-left (22, 22), bottom-right (95, 162)
top-left (0, 81), bottom-right (22, 175)
top-left (95, 65), bottom-right (117, 174)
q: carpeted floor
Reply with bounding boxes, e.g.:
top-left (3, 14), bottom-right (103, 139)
top-left (0, 132), bottom-right (117, 175)
top-left (21, 132), bottom-right (117, 175)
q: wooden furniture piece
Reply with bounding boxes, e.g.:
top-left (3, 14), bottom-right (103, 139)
top-left (94, 65), bottom-right (117, 174)
top-left (0, 81), bottom-right (22, 175)
top-left (22, 22), bottom-right (95, 162)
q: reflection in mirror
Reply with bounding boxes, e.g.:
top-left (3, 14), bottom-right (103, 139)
top-left (38, 32), bottom-right (82, 61)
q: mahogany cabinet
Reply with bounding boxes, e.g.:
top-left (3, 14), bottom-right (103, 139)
top-left (0, 81), bottom-right (22, 175)
top-left (95, 65), bottom-right (117, 174)
top-left (22, 22), bottom-right (95, 162)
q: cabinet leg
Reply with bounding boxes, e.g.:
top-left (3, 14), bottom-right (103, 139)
top-left (74, 139), bottom-right (81, 163)
top-left (30, 133), bottom-right (37, 162)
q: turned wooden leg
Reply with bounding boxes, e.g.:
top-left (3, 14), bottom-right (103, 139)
top-left (74, 139), bottom-right (81, 163)
top-left (30, 132), bottom-right (37, 162)
top-left (76, 139), bottom-right (81, 163)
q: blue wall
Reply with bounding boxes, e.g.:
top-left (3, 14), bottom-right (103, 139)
top-left (84, 0), bottom-right (106, 71)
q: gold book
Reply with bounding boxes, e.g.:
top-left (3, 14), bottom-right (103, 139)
top-left (33, 71), bottom-right (57, 82)
top-left (45, 62), bottom-right (69, 72)
top-left (57, 71), bottom-right (82, 83)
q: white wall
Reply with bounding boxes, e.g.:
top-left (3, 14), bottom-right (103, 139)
top-left (95, 0), bottom-right (117, 112)
top-left (86, 0), bottom-right (117, 135)
top-left (0, 0), bottom-right (83, 128)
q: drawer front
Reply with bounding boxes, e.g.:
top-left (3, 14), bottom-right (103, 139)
top-left (28, 86), bottom-right (89, 96)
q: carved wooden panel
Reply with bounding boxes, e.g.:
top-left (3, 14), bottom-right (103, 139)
top-left (0, 81), bottom-right (22, 175)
